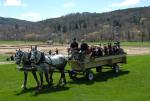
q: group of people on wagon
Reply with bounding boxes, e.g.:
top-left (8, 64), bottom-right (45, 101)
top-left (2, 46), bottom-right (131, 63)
top-left (69, 38), bottom-right (124, 59)
top-left (90, 42), bottom-right (121, 58)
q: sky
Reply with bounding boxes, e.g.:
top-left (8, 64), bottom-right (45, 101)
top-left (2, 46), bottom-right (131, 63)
top-left (0, 0), bottom-right (149, 22)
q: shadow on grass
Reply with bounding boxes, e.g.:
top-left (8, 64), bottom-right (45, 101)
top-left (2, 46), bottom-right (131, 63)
top-left (33, 86), bottom-right (70, 96)
top-left (68, 70), bottom-right (130, 85)
top-left (15, 87), bottom-right (37, 96)
top-left (15, 70), bottom-right (129, 96)
top-left (15, 85), bottom-right (70, 96)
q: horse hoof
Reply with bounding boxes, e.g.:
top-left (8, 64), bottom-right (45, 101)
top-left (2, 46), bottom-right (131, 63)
top-left (22, 87), bottom-right (27, 91)
top-left (21, 85), bottom-right (27, 90)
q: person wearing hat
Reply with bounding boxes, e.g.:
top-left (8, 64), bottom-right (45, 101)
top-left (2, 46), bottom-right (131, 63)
top-left (69, 38), bottom-right (79, 60)
top-left (70, 38), bottom-right (78, 51)
top-left (80, 39), bottom-right (88, 53)
top-left (79, 39), bottom-right (89, 61)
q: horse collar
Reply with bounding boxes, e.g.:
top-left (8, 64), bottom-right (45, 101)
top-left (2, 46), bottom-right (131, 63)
top-left (48, 56), bottom-right (52, 65)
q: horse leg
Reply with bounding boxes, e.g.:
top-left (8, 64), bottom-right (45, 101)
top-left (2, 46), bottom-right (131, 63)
top-left (31, 71), bottom-right (40, 88)
top-left (58, 70), bottom-right (66, 86)
top-left (57, 70), bottom-right (62, 86)
top-left (60, 70), bottom-right (67, 85)
top-left (38, 72), bottom-right (43, 90)
top-left (62, 71), bottom-right (67, 85)
top-left (62, 63), bottom-right (67, 85)
top-left (22, 71), bottom-right (28, 90)
top-left (44, 72), bottom-right (50, 86)
top-left (49, 71), bottom-right (53, 85)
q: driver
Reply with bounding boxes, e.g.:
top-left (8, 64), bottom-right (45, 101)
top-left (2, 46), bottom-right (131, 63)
top-left (70, 38), bottom-right (78, 51)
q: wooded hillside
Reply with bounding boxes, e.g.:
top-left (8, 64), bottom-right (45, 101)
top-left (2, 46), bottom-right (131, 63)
top-left (0, 6), bottom-right (150, 42)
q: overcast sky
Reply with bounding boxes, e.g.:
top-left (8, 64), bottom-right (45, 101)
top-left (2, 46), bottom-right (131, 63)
top-left (0, 0), bottom-right (149, 22)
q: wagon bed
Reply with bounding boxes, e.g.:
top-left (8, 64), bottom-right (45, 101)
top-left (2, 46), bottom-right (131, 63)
top-left (69, 54), bottom-right (126, 71)
top-left (68, 53), bottom-right (127, 80)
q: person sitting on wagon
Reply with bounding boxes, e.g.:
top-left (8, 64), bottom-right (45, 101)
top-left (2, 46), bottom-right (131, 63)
top-left (90, 46), bottom-right (97, 58)
top-left (68, 38), bottom-right (79, 60)
top-left (70, 38), bottom-right (79, 51)
top-left (108, 42), bottom-right (114, 55)
top-left (79, 39), bottom-right (89, 61)
top-left (114, 41), bottom-right (126, 54)
top-left (114, 42), bottom-right (121, 54)
top-left (96, 44), bottom-right (103, 57)
top-left (115, 41), bottom-right (120, 48)
top-left (112, 44), bottom-right (117, 55)
top-left (103, 44), bottom-right (108, 56)
top-left (80, 39), bottom-right (88, 53)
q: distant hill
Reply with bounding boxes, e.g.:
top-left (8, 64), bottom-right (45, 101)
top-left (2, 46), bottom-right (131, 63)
top-left (0, 6), bottom-right (150, 42)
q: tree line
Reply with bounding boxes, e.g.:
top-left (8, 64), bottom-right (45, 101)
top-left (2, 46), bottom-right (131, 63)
top-left (0, 6), bottom-right (150, 42)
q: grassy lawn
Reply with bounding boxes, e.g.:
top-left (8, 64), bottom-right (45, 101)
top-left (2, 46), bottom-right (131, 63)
top-left (0, 55), bottom-right (8, 62)
top-left (0, 55), bottom-right (150, 101)
top-left (119, 42), bottom-right (150, 47)
top-left (0, 41), bottom-right (44, 45)
top-left (0, 41), bottom-right (150, 47)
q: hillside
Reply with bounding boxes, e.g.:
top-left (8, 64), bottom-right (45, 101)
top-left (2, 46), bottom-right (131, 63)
top-left (0, 6), bottom-right (150, 42)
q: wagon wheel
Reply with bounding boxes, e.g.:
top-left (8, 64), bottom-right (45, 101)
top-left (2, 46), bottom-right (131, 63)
top-left (85, 70), bottom-right (94, 81)
top-left (112, 64), bottom-right (120, 73)
top-left (96, 66), bottom-right (102, 73)
top-left (68, 70), bottom-right (77, 79)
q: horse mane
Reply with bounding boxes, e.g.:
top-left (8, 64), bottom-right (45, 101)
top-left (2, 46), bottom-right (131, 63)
top-left (22, 52), bottom-right (31, 65)
top-left (35, 51), bottom-right (45, 64)
top-left (39, 52), bottom-right (45, 62)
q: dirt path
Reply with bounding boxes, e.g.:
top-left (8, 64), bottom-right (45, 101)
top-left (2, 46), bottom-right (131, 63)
top-left (0, 44), bottom-right (150, 55)
top-left (124, 46), bottom-right (150, 55)
top-left (0, 61), bottom-right (14, 65)
top-left (0, 45), bottom-right (150, 65)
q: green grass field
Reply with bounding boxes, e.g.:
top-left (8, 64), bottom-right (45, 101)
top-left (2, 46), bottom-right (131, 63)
top-left (0, 41), bottom-right (150, 47)
top-left (0, 55), bottom-right (9, 62)
top-left (0, 41), bottom-right (44, 45)
top-left (0, 55), bottom-right (150, 101)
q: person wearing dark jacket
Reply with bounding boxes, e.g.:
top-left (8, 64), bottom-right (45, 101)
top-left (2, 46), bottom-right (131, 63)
top-left (103, 44), bottom-right (108, 56)
top-left (80, 40), bottom-right (88, 52)
top-left (70, 38), bottom-right (78, 50)
top-left (69, 38), bottom-right (79, 60)
top-left (96, 44), bottom-right (103, 57)
top-left (79, 39), bottom-right (88, 61)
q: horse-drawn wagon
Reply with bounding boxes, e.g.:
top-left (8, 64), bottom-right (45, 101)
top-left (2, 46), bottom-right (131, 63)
top-left (15, 43), bottom-right (127, 90)
top-left (68, 53), bottom-right (127, 81)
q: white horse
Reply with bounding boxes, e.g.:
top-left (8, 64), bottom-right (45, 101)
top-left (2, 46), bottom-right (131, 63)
top-left (30, 47), bottom-right (67, 89)
top-left (15, 49), bottom-right (40, 90)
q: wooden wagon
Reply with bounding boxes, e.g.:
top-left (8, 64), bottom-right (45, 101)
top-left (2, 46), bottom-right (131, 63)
top-left (68, 53), bottom-right (127, 80)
